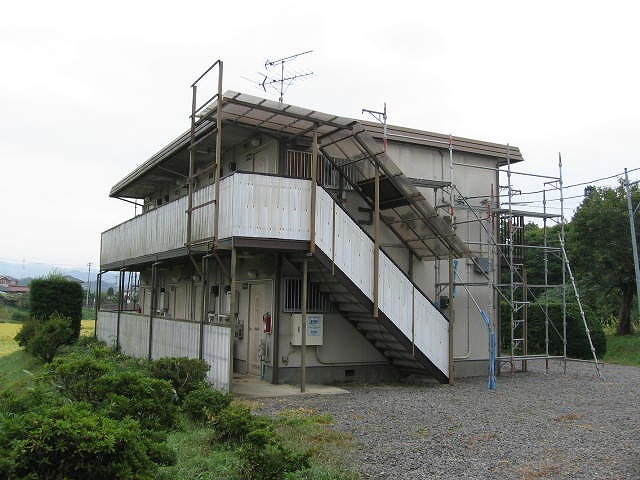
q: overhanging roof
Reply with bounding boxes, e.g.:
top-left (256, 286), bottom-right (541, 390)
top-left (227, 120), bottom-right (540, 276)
top-left (110, 91), bottom-right (523, 199)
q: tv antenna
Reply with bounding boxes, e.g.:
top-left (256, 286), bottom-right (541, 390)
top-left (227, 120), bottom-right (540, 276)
top-left (362, 103), bottom-right (388, 151)
top-left (259, 50), bottom-right (314, 102)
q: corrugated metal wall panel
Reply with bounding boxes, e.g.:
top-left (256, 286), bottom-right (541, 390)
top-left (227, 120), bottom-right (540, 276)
top-left (314, 188), bottom-right (333, 258)
top-left (332, 207), bottom-right (374, 298)
top-left (191, 184), bottom-right (216, 243)
top-left (97, 312), bottom-right (232, 393)
top-left (203, 325), bottom-right (232, 393)
top-left (413, 290), bottom-right (449, 376)
top-left (151, 318), bottom-right (200, 359)
top-left (96, 311), bottom-right (118, 346)
top-left (218, 176), bottom-right (234, 239)
top-left (379, 252), bottom-right (413, 336)
top-left (231, 174), bottom-right (310, 240)
top-left (118, 313), bottom-right (150, 358)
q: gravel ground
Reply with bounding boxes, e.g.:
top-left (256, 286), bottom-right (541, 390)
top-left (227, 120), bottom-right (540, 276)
top-left (255, 361), bottom-right (640, 479)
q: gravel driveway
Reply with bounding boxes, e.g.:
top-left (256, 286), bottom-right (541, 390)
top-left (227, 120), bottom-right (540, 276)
top-left (255, 361), bottom-right (640, 479)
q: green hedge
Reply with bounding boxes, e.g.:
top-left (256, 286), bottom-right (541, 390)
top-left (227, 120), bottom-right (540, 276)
top-left (30, 277), bottom-right (83, 339)
top-left (500, 302), bottom-right (607, 359)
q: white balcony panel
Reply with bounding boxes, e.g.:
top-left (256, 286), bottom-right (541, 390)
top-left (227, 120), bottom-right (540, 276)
top-left (413, 290), bottom-right (449, 376)
top-left (191, 184), bottom-right (216, 243)
top-left (379, 252), bottom-right (413, 337)
top-left (218, 176), bottom-right (234, 239)
top-left (231, 174), bottom-right (310, 240)
top-left (332, 206), bottom-right (374, 298)
top-left (151, 317), bottom-right (200, 359)
top-left (314, 187), bottom-right (334, 258)
top-left (101, 195), bottom-right (187, 265)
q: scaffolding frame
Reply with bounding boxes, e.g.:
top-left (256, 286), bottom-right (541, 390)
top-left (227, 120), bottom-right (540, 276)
top-left (437, 146), bottom-right (601, 376)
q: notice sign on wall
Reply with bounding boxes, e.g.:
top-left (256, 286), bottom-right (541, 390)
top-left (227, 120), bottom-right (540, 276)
top-left (291, 314), bottom-right (324, 346)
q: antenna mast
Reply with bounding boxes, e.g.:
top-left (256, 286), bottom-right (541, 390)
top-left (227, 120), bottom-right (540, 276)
top-left (362, 103), bottom-right (388, 151)
top-left (262, 50), bottom-right (313, 102)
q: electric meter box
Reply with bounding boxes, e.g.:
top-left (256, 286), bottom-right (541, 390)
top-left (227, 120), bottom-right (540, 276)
top-left (290, 314), bottom-right (323, 346)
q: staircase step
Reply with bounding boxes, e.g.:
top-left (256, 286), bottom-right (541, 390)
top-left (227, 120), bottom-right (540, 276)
top-left (338, 303), bottom-right (369, 313)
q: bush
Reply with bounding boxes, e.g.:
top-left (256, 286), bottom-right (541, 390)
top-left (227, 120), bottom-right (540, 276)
top-left (14, 319), bottom-right (39, 347)
top-left (240, 441), bottom-right (310, 480)
top-left (208, 404), bottom-right (310, 480)
top-left (149, 357), bottom-right (210, 401)
top-left (50, 352), bottom-right (113, 404)
top-left (0, 403), bottom-right (173, 479)
top-left (30, 276), bottom-right (83, 339)
top-left (182, 384), bottom-right (232, 422)
top-left (10, 310), bottom-right (29, 322)
top-left (500, 302), bottom-right (607, 359)
top-left (24, 314), bottom-right (76, 363)
top-left (96, 371), bottom-right (179, 431)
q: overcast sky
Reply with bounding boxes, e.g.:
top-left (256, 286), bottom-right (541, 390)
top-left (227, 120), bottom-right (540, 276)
top-left (1, 0), bottom-right (638, 269)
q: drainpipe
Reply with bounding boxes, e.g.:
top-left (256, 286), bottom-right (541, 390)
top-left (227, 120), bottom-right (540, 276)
top-left (272, 253), bottom-right (281, 384)
top-left (116, 269), bottom-right (124, 350)
top-left (200, 252), bottom-right (216, 360)
top-left (95, 271), bottom-right (104, 338)
top-left (148, 261), bottom-right (162, 360)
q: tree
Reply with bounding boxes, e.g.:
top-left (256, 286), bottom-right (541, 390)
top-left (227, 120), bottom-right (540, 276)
top-left (568, 184), bottom-right (640, 335)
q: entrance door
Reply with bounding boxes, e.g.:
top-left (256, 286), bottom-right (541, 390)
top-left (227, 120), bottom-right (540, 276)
top-left (247, 282), bottom-right (272, 376)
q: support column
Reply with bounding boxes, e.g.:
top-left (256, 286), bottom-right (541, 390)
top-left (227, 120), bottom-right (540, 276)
top-left (116, 270), bottom-right (124, 351)
top-left (310, 126), bottom-right (318, 253)
top-left (213, 62), bottom-right (224, 243)
top-left (373, 163), bottom-right (380, 318)
top-left (448, 256), bottom-right (455, 384)
top-left (187, 85), bottom-right (197, 246)
top-left (300, 258), bottom-right (308, 393)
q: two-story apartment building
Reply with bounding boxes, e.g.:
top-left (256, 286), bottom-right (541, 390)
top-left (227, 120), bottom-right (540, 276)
top-left (97, 89), bottom-right (522, 391)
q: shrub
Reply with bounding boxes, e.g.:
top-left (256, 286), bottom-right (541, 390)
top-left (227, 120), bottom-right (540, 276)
top-left (500, 302), bottom-right (607, 359)
top-left (0, 403), bottom-right (173, 479)
top-left (14, 319), bottom-right (39, 347)
top-left (10, 310), bottom-right (29, 322)
top-left (96, 371), bottom-right (179, 431)
top-left (30, 276), bottom-right (83, 339)
top-left (25, 314), bottom-right (76, 362)
top-left (182, 384), bottom-right (232, 422)
top-left (149, 357), bottom-right (210, 401)
top-left (50, 352), bottom-right (113, 404)
top-left (208, 404), bottom-right (310, 480)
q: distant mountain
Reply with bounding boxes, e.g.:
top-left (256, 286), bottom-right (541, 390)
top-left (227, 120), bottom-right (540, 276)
top-left (0, 260), bottom-right (119, 292)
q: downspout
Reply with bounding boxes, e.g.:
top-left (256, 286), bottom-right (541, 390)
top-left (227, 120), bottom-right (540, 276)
top-left (148, 261), bottom-right (162, 360)
top-left (199, 253), bottom-right (216, 361)
top-left (95, 271), bottom-right (104, 338)
top-left (116, 270), bottom-right (124, 350)
top-left (272, 254), bottom-right (281, 384)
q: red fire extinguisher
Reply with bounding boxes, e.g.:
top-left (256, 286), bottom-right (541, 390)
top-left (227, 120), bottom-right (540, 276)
top-left (263, 312), bottom-right (272, 334)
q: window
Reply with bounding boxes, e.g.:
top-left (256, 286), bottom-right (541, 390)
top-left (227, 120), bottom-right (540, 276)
top-left (282, 277), bottom-right (334, 313)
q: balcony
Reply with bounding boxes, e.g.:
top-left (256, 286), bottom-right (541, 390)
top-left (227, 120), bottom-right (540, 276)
top-left (100, 173), bottom-right (312, 267)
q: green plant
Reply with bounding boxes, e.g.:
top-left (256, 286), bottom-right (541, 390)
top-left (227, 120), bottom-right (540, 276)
top-left (29, 276), bottom-right (83, 339)
top-left (0, 403), bottom-right (173, 479)
top-left (25, 314), bottom-right (76, 362)
top-left (500, 302), bottom-right (606, 359)
top-left (50, 352), bottom-right (113, 403)
top-left (10, 310), bottom-right (29, 323)
top-left (182, 383), bottom-right (232, 422)
top-left (149, 357), bottom-right (210, 401)
top-left (240, 439), bottom-right (311, 480)
top-left (96, 371), bottom-right (179, 431)
top-left (13, 319), bottom-right (39, 347)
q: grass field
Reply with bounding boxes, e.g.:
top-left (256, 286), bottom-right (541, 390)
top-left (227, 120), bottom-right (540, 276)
top-left (604, 333), bottom-right (640, 367)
